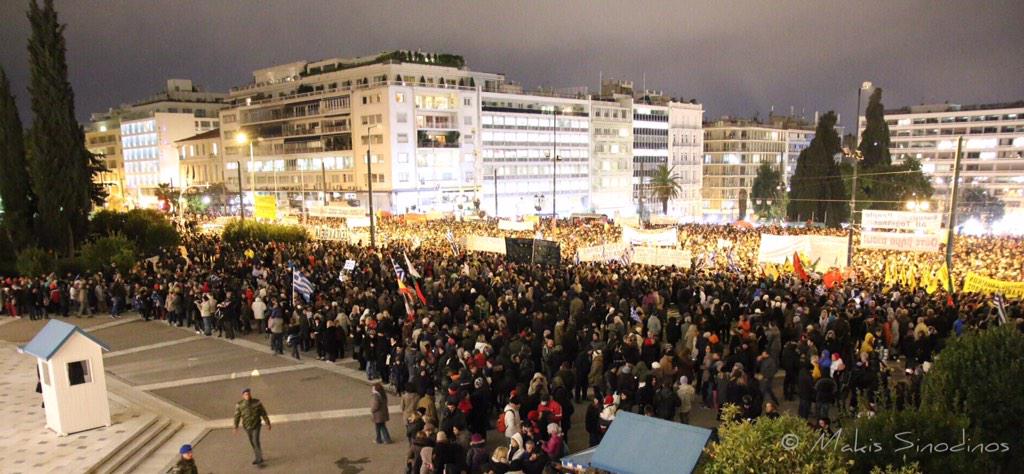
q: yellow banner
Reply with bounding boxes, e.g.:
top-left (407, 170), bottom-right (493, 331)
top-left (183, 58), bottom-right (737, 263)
top-left (962, 272), bottom-right (1024, 299)
top-left (254, 195), bottom-right (277, 220)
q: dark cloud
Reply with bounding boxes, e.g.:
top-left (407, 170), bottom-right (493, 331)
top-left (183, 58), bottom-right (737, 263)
top-left (1, 0), bottom-right (1022, 125)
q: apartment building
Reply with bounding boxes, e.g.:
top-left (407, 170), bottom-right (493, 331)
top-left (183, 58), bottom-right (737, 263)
top-left (175, 129), bottom-right (224, 189)
top-left (88, 79), bottom-right (227, 207)
top-left (668, 101), bottom-right (704, 220)
top-left (872, 101), bottom-right (1024, 217)
top-left (589, 96), bottom-right (634, 217)
top-left (85, 116), bottom-right (124, 209)
top-left (479, 92), bottom-right (592, 217)
top-left (702, 116), bottom-right (815, 221)
top-left (220, 51), bottom-right (501, 214)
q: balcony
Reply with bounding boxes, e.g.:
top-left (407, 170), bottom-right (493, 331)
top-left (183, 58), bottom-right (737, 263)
top-left (417, 130), bottom-right (461, 148)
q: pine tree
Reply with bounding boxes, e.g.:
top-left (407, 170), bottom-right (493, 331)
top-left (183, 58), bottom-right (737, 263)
top-left (0, 67), bottom-right (36, 249)
top-left (786, 111), bottom-right (848, 227)
top-left (26, 0), bottom-right (97, 255)
top-left (858, 88), bottom-right (891, 168)
top-left (750, 163), bottom-right (783, 219)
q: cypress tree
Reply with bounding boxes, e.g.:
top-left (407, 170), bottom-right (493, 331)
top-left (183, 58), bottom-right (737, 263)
top-left (786, 111), bottom-right (849, 227)
top-left (858, 88), bottom-right (891, 169)
top-left (0, 67), bottom-right (36, 249)
top-left (26, 0), bottom-right (97, 255)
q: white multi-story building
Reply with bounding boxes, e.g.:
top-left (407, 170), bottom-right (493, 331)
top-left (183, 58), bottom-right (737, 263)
top-left (479, 92), bottom-right (592, 217)
top-left (589, 96), bottom-right (634, 217)
top-left (668, 101), bottom-right (704, 220)
top-left (89, 79), bottom-right (227, 207)
top-left (220, 52), bottom-right (501, 214)
top-left (871, 101), bottom-right (1024, 217)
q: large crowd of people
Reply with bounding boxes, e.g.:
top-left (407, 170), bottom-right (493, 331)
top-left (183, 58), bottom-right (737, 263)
top-left (2, 216), bottom-right (1022, 474)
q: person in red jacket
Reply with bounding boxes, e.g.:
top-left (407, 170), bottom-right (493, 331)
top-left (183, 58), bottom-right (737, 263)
top-left (537, 394), bottom-right (563, 424)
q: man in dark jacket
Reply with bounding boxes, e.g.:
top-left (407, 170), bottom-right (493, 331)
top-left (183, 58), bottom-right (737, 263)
top-left (797, 364), bottom-right (814, 419)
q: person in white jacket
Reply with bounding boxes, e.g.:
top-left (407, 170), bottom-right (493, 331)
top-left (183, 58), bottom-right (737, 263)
top-left (503, 397), bottom-right (521, 440)
top-left (251, 296), bottom-right (267, 334)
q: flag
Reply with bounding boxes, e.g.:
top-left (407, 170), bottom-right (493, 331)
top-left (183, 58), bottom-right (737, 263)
top-left (619, 245), bottom-right (634, 266)
top-left (445, 229), bottom-right (459, 255)
top-left (824, 269), bottom-right (843, 289)
top-left (292, 270), bottom-right (314, 303)
top-left (392, 259), bottom-right (412, 296)
top-left (403, 252), bottom-right (422, 279)
top-left (413, 280), bottom-right (428, 305)
top-left (936, 263), bottom-right (952, 293)
top-left (994, 294), bottom-right (1007, 325)
top-left (793, 252), bottom-right (809, 281)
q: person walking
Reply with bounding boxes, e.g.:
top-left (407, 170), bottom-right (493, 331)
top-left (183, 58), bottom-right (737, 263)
top-left (371, 382), bottom-right (393, 444)
top-left (233, 388), bottom-right (271, 466)
top-left (171, 444), bottom-right (198, 474)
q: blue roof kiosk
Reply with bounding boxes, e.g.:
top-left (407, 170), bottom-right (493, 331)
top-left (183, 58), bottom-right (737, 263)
top-left (19, 320), bottom-right (112, 436)
top-left (562, 411), bottom-right (713, 474)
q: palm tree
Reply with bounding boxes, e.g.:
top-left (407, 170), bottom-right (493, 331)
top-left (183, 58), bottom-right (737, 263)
top-left (153, 182), bottom-right (179, 212)
top-left (649, 165), bottom-right (683, 215)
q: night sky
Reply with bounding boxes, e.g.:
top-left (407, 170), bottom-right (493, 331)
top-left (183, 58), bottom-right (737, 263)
top-left (1, 0), bottom-right (1022, 125)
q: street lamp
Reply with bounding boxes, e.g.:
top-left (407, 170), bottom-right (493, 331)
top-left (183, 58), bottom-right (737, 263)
top-left (235, 132), bottom-right (256, 200)
top-left (365, 124), bottom-right (378, 247)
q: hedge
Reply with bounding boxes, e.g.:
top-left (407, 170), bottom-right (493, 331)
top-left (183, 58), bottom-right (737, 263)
top-left (221, 219), bottom-right (308, 243)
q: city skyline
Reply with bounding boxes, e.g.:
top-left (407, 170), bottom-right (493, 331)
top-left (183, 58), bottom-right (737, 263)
top-left (1, 0), bottom-right (1023, 124)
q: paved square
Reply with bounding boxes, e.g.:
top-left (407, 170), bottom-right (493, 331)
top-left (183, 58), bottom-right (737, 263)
top-left (88, 319), bottom-right (194, 351)
top-left (191, 416), bottom-right (407, 473)
top-left (151, 366), bottom-right (376, 420)
top-left (0, 316), bottom-right (115, 344)
top-left (104, 336), bottom-right (298, 386)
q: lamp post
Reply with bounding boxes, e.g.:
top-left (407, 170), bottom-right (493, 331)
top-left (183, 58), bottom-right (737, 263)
top-left (365, 124), bottom-right (378, 247)
top-left (551, 107), bottom-right (558, 218)
top-left (847, 81), bottom-right (873, 267)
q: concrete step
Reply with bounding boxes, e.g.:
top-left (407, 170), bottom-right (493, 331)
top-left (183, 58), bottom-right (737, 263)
top-left (115, 420), bottom-right (184, 474)
top-left (130, 424), bottom-right (208, 474)
top-left (87, 416), bottom-right (168, 474)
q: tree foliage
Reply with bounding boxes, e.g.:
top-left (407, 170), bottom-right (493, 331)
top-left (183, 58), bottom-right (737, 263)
top-left (703, 405), bottom-right (850, 474)
top-left (846, 408), bottom-right (975, 474)
top-left (90, 209), bottom-right (179, 256)
top-left (649, 164), bottom-right (682, 215)
top-left (0, 67), bottom-right (36, 249)
top-left (858, 88), bottom-right (892, 169)
top-left (857, 158), bottom-right (934, 214)
top-left (921, 326), bottom-right (1024, 472)
top-left (26, 0), bottom-right (98, 255)
top-left (751, 163), bottom-right (784, 219)
top-left (15, 246), bottom-right (54, 276)
top-left (81, 234), bottom-right (136, 274)
top-left (787, 111), bottom-right (848, 227)
top-left (958, 187), bottom-right (1005, 223)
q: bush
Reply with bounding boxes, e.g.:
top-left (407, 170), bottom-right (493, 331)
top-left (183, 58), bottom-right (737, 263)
top-left (222, 219), bottom-right (308, 243)
top-left (921, 326), bottom-right (1024, 472)
top-left (16, 247), bottom-right (55, 276)
top-left (703, 405), bottom-right (850, 474)
top-left (846, 409), bottom-right (972, 474)
top-left (55, 257), bottom-right (85, 277)
top-left (0, 234), bottom-right (15, 275)
top-left (81, 235), bottom-right (137, 274)
top-left (91, 209), bottom-right (179, 256)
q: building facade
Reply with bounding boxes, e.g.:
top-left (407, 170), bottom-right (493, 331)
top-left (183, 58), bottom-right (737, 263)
top-left (220, 52), bottom-right (501, 215)
top-left (175, 129), bottom-right (224, 189)
top-left (85, 117), bottom-right (124, 209)
top-left (89, 79), bottom-right (227, 208)
top-left (589, 96), bottom-right (634, 217)
top-left (668, 102), bottom-right (704, 220)
top-left (872, 102), bottom-right (1024, 218)
top-left (702, 116), bottom-right (815, 221)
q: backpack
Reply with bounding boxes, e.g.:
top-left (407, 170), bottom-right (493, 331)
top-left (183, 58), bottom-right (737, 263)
top-left (496, 408), bottom-right (513, 433)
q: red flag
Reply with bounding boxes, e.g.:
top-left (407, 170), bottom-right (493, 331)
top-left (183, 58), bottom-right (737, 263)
top-left (414, 280), bottom-right (428, 305)
top-left (824, 269), bottom-right (842, 289)
top-left (793, 252), bottom-right (809, 281)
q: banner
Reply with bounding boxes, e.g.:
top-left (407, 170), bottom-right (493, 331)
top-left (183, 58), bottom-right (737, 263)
top-left (962, 272), bottom-right (1024, 299)
top-left (632, 246), bottom-right (691, 268)
top-left (498, 219), bottom-right (535, 231)
top-left (306, 204), bottom-right (365, 218)
top-left (860, 231), bottom-right (940, 253)
top-left (757, 234), bottom-right (848, 271)
top-left (717, 239), bottom-right (733, 249)
top-left (313, 226), bottom-right (350, 242)
top-left (621, 226), bottom-right (678, 247)
top-left (346, 216), bottom-right (372, 228)
top-left (465, 235), bottom-right (507, 254)
top-left (862, 210), bottom-right (943, 231)
top-left (577, 242), bottom-right (629, 262)
top-left (254, 195), bottom-right (277, 220)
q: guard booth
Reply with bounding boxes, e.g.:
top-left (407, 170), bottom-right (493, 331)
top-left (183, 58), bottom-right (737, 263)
top-left (19, 320), bottom-right (112, 436)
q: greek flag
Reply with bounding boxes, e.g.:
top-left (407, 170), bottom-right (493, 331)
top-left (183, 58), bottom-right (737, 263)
top-left (994, 294), bottom-right (1007, 325)
top-left (445, 229), bottom-right (459, 255)
top-left (392, 258), bottom-right (407, 282)
top-left (292, 270), bottom-right (314, 303)
top-left (619, 245), bottom-right (634, 266)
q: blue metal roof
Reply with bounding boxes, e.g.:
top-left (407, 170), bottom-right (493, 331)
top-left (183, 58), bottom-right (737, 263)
top-left (590, 411), bottom-right (712, 474)
top-left (20, 320), bottom-right (111, 361)
top-left (561, 446), bottom-right (596, 470)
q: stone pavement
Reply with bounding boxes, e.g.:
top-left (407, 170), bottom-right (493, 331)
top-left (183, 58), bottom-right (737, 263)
top-left (0, 317), bottom-right (153, 474)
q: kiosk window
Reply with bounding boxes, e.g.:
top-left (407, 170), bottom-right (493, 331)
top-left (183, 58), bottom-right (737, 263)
top-left (68, 360), bottom-right (91, 385)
